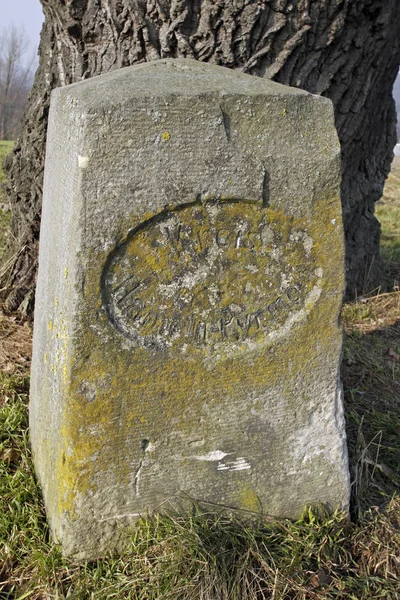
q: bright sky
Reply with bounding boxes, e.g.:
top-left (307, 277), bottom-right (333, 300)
top-left (0, 0), bottom-right (399, 109)
top-left (394, 75), bottom-right (400, 112)
top-left (0, 0), bottom-right (44, 54)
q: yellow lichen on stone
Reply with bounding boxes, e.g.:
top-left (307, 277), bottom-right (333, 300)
top-left (53, 194), bottom-right (344, 520)
top-left (29, 59), bottom-right (348, 558)
top-left (238, 483), bottom-right (261, 513)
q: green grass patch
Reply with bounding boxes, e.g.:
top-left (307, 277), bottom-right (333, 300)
top-left (376, 157), bottom-right (400, 287)
top-left (0, 210), bottom-right (11, 260)
top-left (0, 141), bottom-right (13, 185)
top-left (376, 201), bottom-right (400, 264)
top-left (0, 373), bottom-right (54, 598)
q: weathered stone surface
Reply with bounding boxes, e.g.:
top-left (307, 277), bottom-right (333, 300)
top-left (30, 58), bottom-right (350, 559)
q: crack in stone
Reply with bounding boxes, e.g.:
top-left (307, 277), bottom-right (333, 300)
top-left (220, 105), bottom-right (231, 142)
top-left (262, 168), bottom-right (270, 207)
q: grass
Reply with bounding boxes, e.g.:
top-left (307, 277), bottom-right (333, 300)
top-left (0, 142), bottom-right (13, 185)
top-left (0, 210), bottom-right (11, 259)
top-left (0, 157), bottom-right (400, 599)
top-left (376, 156), bottom-right (400, 288)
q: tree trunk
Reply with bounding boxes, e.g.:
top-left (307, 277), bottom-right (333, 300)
top-left (1, 0), bottom-right (399, 316)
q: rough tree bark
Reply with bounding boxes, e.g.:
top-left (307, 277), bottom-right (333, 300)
top-left (1, 0), bottom-right (399, 316)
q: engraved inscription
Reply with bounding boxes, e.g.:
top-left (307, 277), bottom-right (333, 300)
top-left (102, 199), bottom-right (320, 348)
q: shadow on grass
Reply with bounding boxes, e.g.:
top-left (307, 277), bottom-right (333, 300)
top-left (342, 314), bottom-right (400, 518)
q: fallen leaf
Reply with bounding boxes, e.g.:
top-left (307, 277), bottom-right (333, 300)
top-left (309, 574), bottom-right (320, 588)
top-left (0, 447), bottom-right (21, 465)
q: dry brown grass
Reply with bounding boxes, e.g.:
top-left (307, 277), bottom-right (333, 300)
top-left (342, 290), bottom-right (400, 334)
top-left (0, 312), bottom-right (31, 378)
top-left (351, 497), bottom-right (400, 581)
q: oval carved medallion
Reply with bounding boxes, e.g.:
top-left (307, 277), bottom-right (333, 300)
top-left (102, 199), bottom-right (320, 348)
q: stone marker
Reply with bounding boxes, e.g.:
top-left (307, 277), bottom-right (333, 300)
top-left (30, 58), bottom-right (350, 558)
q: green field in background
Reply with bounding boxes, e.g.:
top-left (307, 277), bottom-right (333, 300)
top-left (0, 141), bottom-right (13, 184)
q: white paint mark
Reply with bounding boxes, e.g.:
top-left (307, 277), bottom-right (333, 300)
top-left (78, 155), bottom-right (89, 168)
top-left (217, 457), bottom-right (251, 471)
top-left (192, 450), bottom-right (228, 462)
top-left (331, 219), bottom-right (336, 225)
top-left (98, 513), bottom-right (140, 522)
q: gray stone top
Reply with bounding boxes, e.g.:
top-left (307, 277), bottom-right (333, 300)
top-left (55, 58), bottom-right (311, 106)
